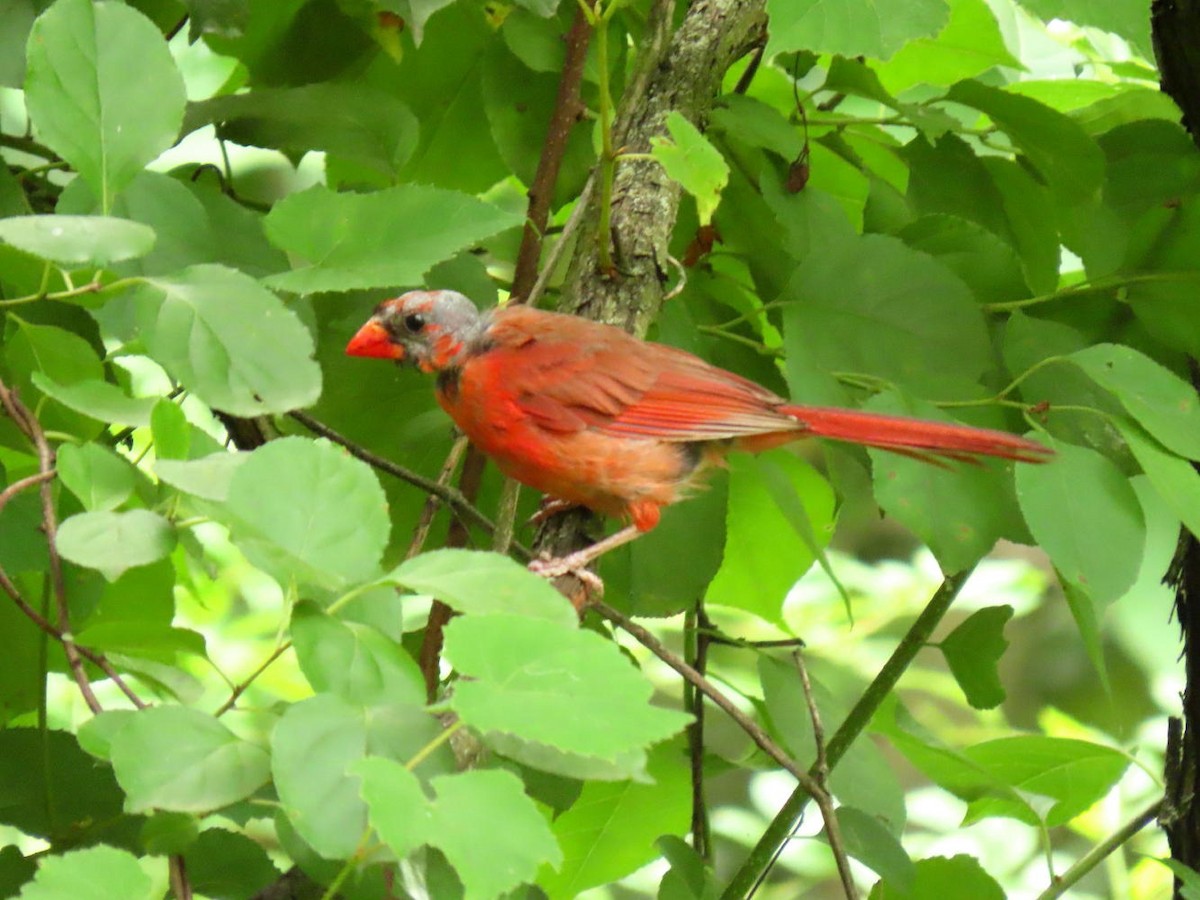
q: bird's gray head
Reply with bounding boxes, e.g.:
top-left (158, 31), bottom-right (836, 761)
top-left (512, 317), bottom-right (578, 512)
top-left (346, 290), bottom-right (486, 373)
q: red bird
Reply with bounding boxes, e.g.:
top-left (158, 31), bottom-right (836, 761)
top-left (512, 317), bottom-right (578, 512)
top-left (347, 291), bottom-right (1051, 570)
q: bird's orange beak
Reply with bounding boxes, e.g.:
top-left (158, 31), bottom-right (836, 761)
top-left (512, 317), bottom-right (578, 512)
top-left (346, 320), bottom-right (404, 360)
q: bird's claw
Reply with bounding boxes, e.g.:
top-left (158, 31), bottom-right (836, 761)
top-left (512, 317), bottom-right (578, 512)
top-left (528, 556), bottom-right (605, 597)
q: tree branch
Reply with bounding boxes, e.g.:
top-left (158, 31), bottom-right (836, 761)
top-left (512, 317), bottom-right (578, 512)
top-left (723, 565), bottom-right (976, 898)
top-left (593, 599), bottom-right (858, 899)
top-left (0, 378), bottom-right (102, 713)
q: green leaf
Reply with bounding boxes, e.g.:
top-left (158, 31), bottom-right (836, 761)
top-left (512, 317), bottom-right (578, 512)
top-left (387, 549), bottom-right (577, 626)
top-left (56, 509), bottom-right (176, 581)
top-left (866, 398), bottom-right (1025, 576)
top-left (24, 0), bottom-right (186, 213)
top-left (872, 854), bottom-right (1003, 899)
top-left (781, 232), bottom-right (990, 386)
top-left (650, 112), bottom-right (730, 226)
top-left (155, 452), bottom-right (247, 502)
top-left (836, 807), bottom-right (914, 889)
top-left (140, 811), bottom-right (200, 855)
top-left (706, 453), bottom-right (835, 627)
top-left (430, 769), bottom-right (563, 900)
top-left (1070, 344), bottom-right (1200, 460)
top-left (184, 828), bottom-right (280, 900)
top-left (56, 443), bottom-right (137, 512)
top-left (657, 835), bottom-right (718, 900)
top-left (16, 846), bottom-right (154, 900)
top-left (262, 184), bottom-right (522, 294)
top-left (4, 317), bottom-right (104, 439)
top-left (361, 759), bottom-right (564, 899)
top-left (109, 706), bottom-right (270, 813)
top-left (444, 614), bottom-right (691, 759)
top-left (30, 373), bottom-right (158, 427)
top-left (0, 215), bottom-right (155, 267)
top-left (765, 0), bottom-right (949, 60)
top-left (72, 621), bottom-right (207, 661)
top-left (539, 740), bottom-right (690, 899)
top-left (960, 736), bottom-right (1129, 826)
top-left (939, 606), bottom-right (1012, 710)
top-left (1015, 441), bottom-right (1144, 605)
top-left (875, 0), bottom-right (1020, 93)
top-left (291, 601), bottom-right (426, 705)
top-left (1119, 420), bottom-right (1200, 543)
top-left (149, 398), bottom-right (190, 461)
top-left (946, 80), bottom-right (1104, 204)
top-left (272, 693), bottom-right (445, 859)
top-left (130, 264), bottom-right (321, 416)
top-left (224, 437), bottom-right (389, 591)
top-left (0, 728), bottom-right (129, 845)
top-left (185, 83), bottom-right (419, 176)
top-left (896, 214), bottom-right (1029, 305)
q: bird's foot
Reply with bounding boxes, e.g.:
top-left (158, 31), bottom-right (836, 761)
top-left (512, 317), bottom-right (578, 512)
top-left (527, 497), bottom-right (581, 527)
top-left (528, 554), bottom-right (605, 597)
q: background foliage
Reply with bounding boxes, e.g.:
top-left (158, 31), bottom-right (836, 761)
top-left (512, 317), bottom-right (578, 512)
top-left (0, 0), bottom-right (1194, 897)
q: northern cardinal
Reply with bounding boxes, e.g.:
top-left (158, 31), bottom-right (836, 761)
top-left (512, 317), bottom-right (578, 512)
top-left (347, 291), bottom-right (1051, 571)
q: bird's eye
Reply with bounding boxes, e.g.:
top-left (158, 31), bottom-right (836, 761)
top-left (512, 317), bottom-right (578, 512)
top-left (403, 313), bottom-right (426, 334)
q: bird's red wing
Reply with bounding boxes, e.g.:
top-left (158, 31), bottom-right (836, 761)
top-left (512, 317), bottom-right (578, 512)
top-left (489, 307), bottom-right (795, 441)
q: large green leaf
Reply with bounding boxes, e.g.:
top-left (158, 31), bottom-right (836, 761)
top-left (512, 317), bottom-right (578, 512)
top-left (443, 614), bottom-right (691, 760)
top-left (1071, 343), bottom-right (1200, 460)
top-left (130, 264), bottom-right (321, 416)
top-left (872, 854), bottom-right (1004, 899)
top-left (55, 443), bottom-right (137, 512)
top-left (109, 706), bottom-right (270, 813)
top-left (262, 183), bottom-right (522, 293)
top-left (224, 437), bottom-right (390, 591)
top-left (781, 232), bottom-right (990, 387)
top-left (1019, 0), bottom-right (1152, 56)
top-left (16, 846), bottom-right (154, 900)
top-left (29, 373), bottom-right (158, 427)
top-left (538, 740), bottom-right (690, 899)
top-left (875, 0), bottom-right (1020, 93)
top-left (56, 510), bottom-right (176, 581)
top-left (946, 80), bottom-right (1104, 204)
top-left (291, 601), bottom-right (426, 705)
top-left (360, 760), bottom-right (563, 900)
top-left (271, 692), bottom-right (445, 859)
top-left (184, 84), bottom-right (419, 177)
top-left (1015, 441), bottom-right (1144, 605)
top-left (706, 454), bottom-right (835, 626)
top-left (0, 215), bottom-right (154, 267)
top-left (24, 0), bottom-right (186, 212)
top-left (960, 736), bottom-right (1130, 827)
top-left (386, 549), bottom-right (577, 627)
top-left (765, 0), bottom-right (949, 60)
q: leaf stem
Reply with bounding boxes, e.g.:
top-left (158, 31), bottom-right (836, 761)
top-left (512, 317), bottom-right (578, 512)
top-left (982, 271), bottom-right (1200, 313)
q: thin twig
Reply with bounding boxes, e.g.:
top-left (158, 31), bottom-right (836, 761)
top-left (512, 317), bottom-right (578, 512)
top-left (287, 411), bottom-right (524, 557)
top-left (1035, 798), bottom-right (1163, 900)
top-left (169, 853), bottom-right (192, 900)
top-left (0, 566), bottom-right (147, 707)
top-left (0, 379), bottom-right (102, 713)
top-left (0, 471), bottom-right (55, 516)
top-left (725, 566), bottom-right (976, 899)
top-left (593, 600), bottom-right (858, 899)
top-left (527, 177), bottom-right (595, 308)
top-left (213, 641), bottom-right (292, 717)
top-left (794, 650), bottom-right (856, 895)
top-left (687, 602), bottom-right (713, 860)
top-left (406, 436), bottom-right (469, 560)
top-left (510, 6), bottom-right (594, 302)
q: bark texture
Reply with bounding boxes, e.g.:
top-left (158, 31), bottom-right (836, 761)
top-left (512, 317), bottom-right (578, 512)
top-left (1151, 1), bottom-right (1200, 892)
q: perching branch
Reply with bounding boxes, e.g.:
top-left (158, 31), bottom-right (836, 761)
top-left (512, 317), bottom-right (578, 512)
top-left (593, 599), bottom-right (859, 900)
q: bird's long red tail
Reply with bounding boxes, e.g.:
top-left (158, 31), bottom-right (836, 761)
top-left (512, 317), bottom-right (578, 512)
top-left (779, 405), bottom-right (1053, 464)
